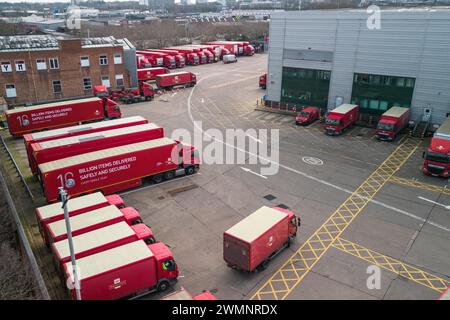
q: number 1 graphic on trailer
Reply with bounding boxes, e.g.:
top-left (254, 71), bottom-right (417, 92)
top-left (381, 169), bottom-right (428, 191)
top-left (58, 172), bottom-right (76, 189)
top-left (17, 115), bottom-right (30, 126)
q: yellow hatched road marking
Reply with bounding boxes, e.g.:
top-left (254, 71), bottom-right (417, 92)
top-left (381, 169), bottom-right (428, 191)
top-left (251, 138), bottom-right (420, 300)
top-left (332, 238), bottom-right (450, 293)
top-left (389, 176), bottom-right (450, 196)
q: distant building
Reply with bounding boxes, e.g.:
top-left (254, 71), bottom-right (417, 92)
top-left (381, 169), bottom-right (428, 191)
top-left (0, 35), bottom-right (137, 106)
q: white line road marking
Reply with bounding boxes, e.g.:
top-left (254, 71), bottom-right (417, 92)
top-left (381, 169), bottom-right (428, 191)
top-left (246, 133), bottom-right (262, 144)
top-left (240, 167), bottom-right (268, 179)
top-left (187, 76), bottom-right (450, 233)
top-left (418, 196), bottom-right (450, 210)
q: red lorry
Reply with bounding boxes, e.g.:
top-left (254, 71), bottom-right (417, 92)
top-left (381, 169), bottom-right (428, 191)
top-left (141, 51), bottom-right (176, 69)
top-left (29, 123), bottom-right (164, 175)
top-left (295, 106), bottom-right (320, 125)
top-left (137, 67), bottom-right (170, 82)
top-left (145, 49), bottom-right (186, 68)
top-left (52, 222), bottom-right (155, 274)
top-left (44, 205), bottom-right (142, 245)
top-left (64, 240), bottom-right (179, 299)
top-left (6, 97), bottom-right (121, 137)
top-left (109, 82), bottom-right (156, 104)
top-left (422, 116), bottom-right (450, 177)
top-left (23, 116), bottom-right (148, 170)
top-left (161, 287), bottom-right (217, 300)
top-left (207, 41), bottom-right (254, 56)
top-left (324, 104), bottom-right (359, 136)
top-left (259, 73), bottom-right (267, 89)
top-left (163, 47), bottom-right (199, 65)
top-left (35, 192), bottom-right (124, 238)
top-left (38, 137), bottom-right (199, 202)
top-left (223, 206), bottom-right (300, 272)
top-left (376, 107), bottom-right (411, 141)
top-left (156, 72), bottom-right (196, 90)
top-left (136, 51), bottom-right (164, 67)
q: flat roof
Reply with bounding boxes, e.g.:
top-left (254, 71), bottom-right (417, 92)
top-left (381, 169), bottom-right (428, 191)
top-left (37, 192), bottom-right (106, 220)
top-left (383, 107), bottom-right (409, 118)
top-left (39, 137), bottom-right (174, 173)
top-left (27, 116), bottom-right (146, 140)
top-left (37, 123), bottom-right (159, 149)
top-left (47, 205), bottom-right (122, 238)
top-left (225, 206), bottom-right (287, 243)
top-left (158, 71), bottom-right (191, 77)
top-left (53, 222), bottom-right (134, 260)
top-left (6, 97), bottom-right (100, 115)
top-left (331, 104), bottom-right (358, 115)
top-left (435, 116), bottom-right (450, 139)
top-left (65, 240), bottom-right (152, 281)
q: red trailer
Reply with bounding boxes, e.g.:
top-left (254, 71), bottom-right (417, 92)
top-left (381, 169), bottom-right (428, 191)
top-left (223, 206), bottom-right (300, 272)
top-left (161, 287), bottom-right (217, 300)
top-left (52, 222), bottom-right (155, 273)
top-left (6, 97), bottom-right (121, 137)
top-left (376, 107), bottom-right (411, 141)
top-left (163, 47), bottom-right (199, 65)
top-left (156, 72), bottom-right (196, 90)
top-left (23, 116), bottom-right (148, 169)
top-left (137, 67), bottom-right (170, 82)
top-left (324, 104), bottom-right (359, 135)
top-left (142, 50), bottom-right (177, 69)
top-left (295, 106), bottom-right (320, 125)
top-left (64, 241), bottom-right (179, 300)
top-left (38, 138), bottom-right (200, 202)
top-left (259, 73), bottom-right (267, 89)
top-left (44, 205), bottom-right (142, 245)
top-left (29, 123), bottom-right (164, 175)
top-left (207, 41), bottom-right (243, 55)
top-left (136, 51), bottom-right (164, 67)
top-left (35, 192), bottom-right (124, 239)
top-left (422, 116), bottom-right (450, 177)
top-left (146, 49), bottom-right (186, 68)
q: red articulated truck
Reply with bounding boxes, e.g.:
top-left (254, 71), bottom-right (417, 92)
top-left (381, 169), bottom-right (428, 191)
top-left (207, 41), bottom-right (241, 56)
top-left (64, 240), bottom-right (179, 300)
top-left (422, 116), bottom-right (450, 177)
top-left (145, 49), bottom-right (186, 68)
top-left (29, 123), bottom-right (164, 175)
top-left (44, 205), bottom-right (142, 246)
top-left (259, 73), bottom-right (267, 89)
top-left (376, 107), bottom-right (411, 141)
top-left (35, 192), bottom-right (124, 239)
top-left (295, 106), bottom-right (320, 125)
top-left (6, 97), bottom-right (121, 137)
top-left (52, 222), bottom-right (155, 274)
top-left (137, 67), bottom-right (170, 82)
top-left (136, 51), bottom-right (164, 67)
top-left (141, 51), bottom-right (176, 69)
top-left (163, 47), bottom-right (199, 65)
top-left (38, 138), bottom-right (200, 202)
top-left (161, 287), bottom-right (217, 300)
top-left (156, 72), bottom-right (196, 90)
top-left (136, 54), bottom-right (153, 69)
top-left (109, 82), bottom-right (156, 104)
top-left (223, 206), bottom-right (301, 272)
top-left (324, 104), bottom-right (359, 136)
top-left (23, 116), bottom-right (148, 170)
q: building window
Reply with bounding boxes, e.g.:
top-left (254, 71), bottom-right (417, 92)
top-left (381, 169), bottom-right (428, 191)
top-left (5, 84), bottom-right (17, 98)
top-left (36, 59), bottom-right (47, 70)
top-left (113, 53), bottom-right (122, 65)
top-left (15, 60), bottom-right (26, 72)
top-left (99, 55), bottom-right (108, 66)
top-left (80, 56), bottom-right (90, 67)
top-left (83, 78), bottom-right (92, 90)
top-left (101, 76), bottom-right (110, 88)
top-left (52, 80), bottom-right (62, 93)
top-left (49, 58), bottom-right (59, 70)
top-left (1, 61), bottom-right (12, 73)
top-left (115, 74), bottom-right (124, 87)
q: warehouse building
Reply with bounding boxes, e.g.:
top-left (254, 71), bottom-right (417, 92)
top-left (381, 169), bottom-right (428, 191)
top-left (0, 35), bottom-right (137, 106)
top-left (266, 8), bottom-right (450, 124)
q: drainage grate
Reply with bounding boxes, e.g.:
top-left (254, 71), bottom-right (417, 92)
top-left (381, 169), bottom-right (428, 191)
top-left (276, 204), bottom-right (289, 209)
top-left (264, 194), bottom-right (277, 201)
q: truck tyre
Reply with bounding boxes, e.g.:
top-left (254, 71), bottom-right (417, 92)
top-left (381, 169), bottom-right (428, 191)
top-left (157, 280), bottom-right (170, 292)
top-left (164, 171), bottom-right (175, 180)
top-left (185, 166), bottom-right (195, 175)
top-left (258, 260), bottom-right (269, 271)
top-left (145, 95), bottom-right (151, 101)
top-left (152, 174), bottom-right (164, 184)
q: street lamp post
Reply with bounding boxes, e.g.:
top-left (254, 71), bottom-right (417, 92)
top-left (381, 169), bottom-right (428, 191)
top-left (59, 187), bottom-right (81, 300)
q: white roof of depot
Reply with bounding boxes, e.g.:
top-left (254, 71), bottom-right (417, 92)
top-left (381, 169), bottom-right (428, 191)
top-left (65, 240), bottom-right (152, 280)
top-left (225, 206), bottom-right (287, 243)
top-left (53, 222), bottom-right (134, 260)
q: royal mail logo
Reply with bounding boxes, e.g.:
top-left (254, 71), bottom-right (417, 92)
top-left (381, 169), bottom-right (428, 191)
top-left (95, 110), bottom-right (100, 116)
top-left (438, 145), bottom-right (445, 151)
top-left (109, 278), bottom-right (127, 290)
top-left (267, 236), bottom-right (274, 247)
top-left (174, 76), bottom-right (180, 83)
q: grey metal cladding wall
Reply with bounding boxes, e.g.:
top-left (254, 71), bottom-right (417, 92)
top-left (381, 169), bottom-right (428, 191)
top-left (267, 16), bottom-right (285, 102)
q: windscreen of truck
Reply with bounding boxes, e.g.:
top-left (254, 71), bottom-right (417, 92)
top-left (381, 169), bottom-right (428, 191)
top-left (325, 118), bottom-right (340, 126)
top-left (377, 123), bottom-right (394, 131)
top-left (425, 151), bottom-right (450, 163)
top-left (299, 112), bottom-right (310, 117)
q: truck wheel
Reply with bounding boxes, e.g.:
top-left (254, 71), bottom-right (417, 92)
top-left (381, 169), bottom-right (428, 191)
top-left (152, 174), bottom-right (164, 183)
top-left (164, 171), bottom-right (175, 180)
top-left (145, 96), bottom-right (151, 101)
top-left (185, 166), bottom-right (195, 175)
top-left (258, 260), bottom-right (269, 271)
top-left (157, 280), bottom-right (170, 292)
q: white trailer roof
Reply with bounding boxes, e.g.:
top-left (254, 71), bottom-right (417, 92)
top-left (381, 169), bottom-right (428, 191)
top-left (27, 116), bottom-right (147, 140)
top-left (53, 222), bottom-right (135, 260)
top-left (434, 116), bottom-right (450, 140)
top-left (65, 240), bottom-right (152, 281)
top-left (39, 137), bottom-right (174, 173)
top-left (383, 107), bottom-right (409, 118)
top-left (225, 206), bottom-right (287, 243)
top-left (37, 192), bottom-right (107, 220)
top-left (331, 104), bottom-right (358, 114)
top-left (47, 205), bottom-right (122, 238)
top-left (157, 71), bottom-right (190, 77)
top-left (6, 97), bottom-right (100, 115)
top-left (37, 123), bottom-right (160, 149)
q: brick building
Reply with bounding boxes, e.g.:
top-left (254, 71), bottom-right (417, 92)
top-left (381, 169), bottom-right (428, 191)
top-left (0, 35), bottom-right (137, 106)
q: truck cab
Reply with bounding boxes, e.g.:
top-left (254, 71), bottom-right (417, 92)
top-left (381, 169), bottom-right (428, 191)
top-left (273, 207), bottom-right (300, 239)
top-left (120, 207), bottom-right (143, 225)
top-left (324, 114), bottom-right (343, 135)
top-left (149, 242), bottom-right (179, 291)
top-left (164, 55), bottom-right (176, 69)
top-left (103, 98), bottom-right (121, 119)
top-left (176, 140), bottom-right (200, 173)
top-left (422, 139), bottom-right (450, 177)
top-left (131, 223), bottom-right (156, 245)
top-left (189, 53), bottom-right (199, 65)
top-left (376, 119), bottom-right (397, 140)
top-left (295, 106), bottom-right (320, 125)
